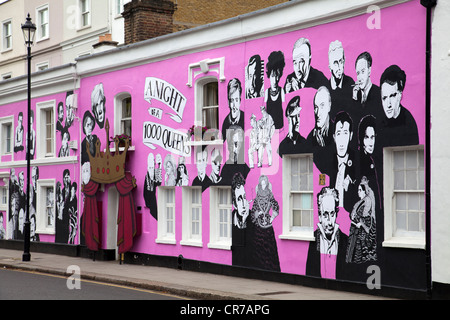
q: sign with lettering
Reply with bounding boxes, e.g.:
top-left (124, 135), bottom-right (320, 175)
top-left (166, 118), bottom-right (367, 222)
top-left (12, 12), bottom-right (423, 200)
top-left (144, 77), bottom-right (186, 123)
top-left (143, 121), bottom-right (191, 157)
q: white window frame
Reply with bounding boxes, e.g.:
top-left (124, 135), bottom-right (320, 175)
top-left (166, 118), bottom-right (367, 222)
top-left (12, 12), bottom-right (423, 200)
top-left (280, 154), bottom-right (315, 241)
top-left (156, 187), bottom-right (176, 244)
top-left (79, 0), bottom-right (91, 29)
top-left (36, 100), bottom-right (56, 159)
top-left (36, 61), bottom-right (49, 72)
top-left (383, 145), bottom-right (425, 249)
top-left (0, 116), bottom-right (13, 158)
top-left (2, 19), bottom-right (12, 52)
top-left (208, 186), bottom-right (232, 250)
top-left (114, 92), bottom-right (132, 138)
top-left (181, 187), bottom-right (203, 247)
top-left (195, 76), bottom-right (219, 132)
top-left (1, 72), bottom-right (12, 80)
top-left (0, 185), bottom-right (7, 211)
top-left (36, 179), bottom-right (56, 235)
top-left (36, 4), bottom-right (49, 41)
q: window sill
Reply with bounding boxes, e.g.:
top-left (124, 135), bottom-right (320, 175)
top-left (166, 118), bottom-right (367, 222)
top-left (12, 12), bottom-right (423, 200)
top-left (207, 241), bottom-right (231, 250)
top-left (155, 237), bottom-right (176, 245)
top-left (185, 139), bottom-right (223, 147)
top-left (279, 231), bottom-right (314, 242)
top-left (36, 229), bottom-right (55, 235)
top-left (382, 237), bottom-right (425, 250)
top-left (180, 239), bottom-right (203, 247)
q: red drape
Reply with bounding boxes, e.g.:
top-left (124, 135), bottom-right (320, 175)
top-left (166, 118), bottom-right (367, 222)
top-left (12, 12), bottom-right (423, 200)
top-left (81, 180), bottom-right (100, 251)
top-left (115, 172), bottom-right (137, 254)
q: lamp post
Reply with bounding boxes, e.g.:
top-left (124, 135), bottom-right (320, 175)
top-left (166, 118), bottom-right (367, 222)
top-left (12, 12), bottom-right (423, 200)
top-left (21, 14), bottom-right (36, 262)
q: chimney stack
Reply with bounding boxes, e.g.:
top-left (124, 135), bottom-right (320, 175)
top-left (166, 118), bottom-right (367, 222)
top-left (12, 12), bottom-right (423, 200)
top-left (122, 0), bottom-right (176, 45)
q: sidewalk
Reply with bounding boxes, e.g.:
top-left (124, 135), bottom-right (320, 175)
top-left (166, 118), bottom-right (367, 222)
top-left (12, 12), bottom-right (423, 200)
top-left (0, 248), bottom-right (393, 300)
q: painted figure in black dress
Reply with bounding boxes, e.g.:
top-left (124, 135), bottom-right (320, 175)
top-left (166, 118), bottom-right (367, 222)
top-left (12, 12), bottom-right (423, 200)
top-left (264, 51), bottom-right (285, 129)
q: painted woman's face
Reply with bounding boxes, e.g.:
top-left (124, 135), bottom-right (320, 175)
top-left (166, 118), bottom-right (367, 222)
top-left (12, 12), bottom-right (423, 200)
top-left (363, 126), bottom-right (375, 154)
top-left (84, 117), bottom-right (93, 136)
top-left (358, 185), bottom-right (365, 199)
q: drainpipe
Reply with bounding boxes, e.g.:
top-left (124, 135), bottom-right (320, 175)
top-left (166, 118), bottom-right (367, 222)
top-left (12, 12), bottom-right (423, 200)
top-left (420, 0), bottom-right (436, 300)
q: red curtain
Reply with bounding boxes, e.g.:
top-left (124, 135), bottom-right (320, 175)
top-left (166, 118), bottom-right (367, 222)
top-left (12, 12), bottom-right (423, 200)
top-left (81, 180), bottom-right (100, 251)
top-left (115, 172), bottom-right (137, 254)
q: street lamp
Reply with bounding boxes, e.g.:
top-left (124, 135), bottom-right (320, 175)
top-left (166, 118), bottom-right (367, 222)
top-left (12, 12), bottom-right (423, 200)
top-left (21, 13), bottom-right (36, 262)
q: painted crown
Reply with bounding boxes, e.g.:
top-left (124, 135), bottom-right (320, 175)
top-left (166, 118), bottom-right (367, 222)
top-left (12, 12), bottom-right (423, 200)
top-left (87, 119), bottom-right (129, 184)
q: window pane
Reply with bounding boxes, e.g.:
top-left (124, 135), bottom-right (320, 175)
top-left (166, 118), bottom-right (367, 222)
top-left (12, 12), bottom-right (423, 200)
top-left (395, 193), bottom-right (407, 210)
top-left (405, 172), bottom-right (417, 190)
top-left (203, 82), bottom-right (218, 107)
top-left (396, 211), bottom-right (407, 231)
top-left (292, 210), bottom-right (301, 227)
top-left (405, 150), bottom-right (417, 169)
top-left (394, 151), bottom-right (404, 169)
top-left (202, 107), bottom-right (218, 130)
top-left (408, 212), bottom-right (420, 232)
top-left (302, 210), bottom-right (312, 228)
top-left (292, 194), bottom-right (301, 208)
top-left (302, 193), bottom-right (312, 210)
top-left (394, 170), bottom-right (404, 190)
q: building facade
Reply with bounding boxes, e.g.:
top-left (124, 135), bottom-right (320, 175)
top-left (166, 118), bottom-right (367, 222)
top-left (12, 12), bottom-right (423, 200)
top-left (0, 0), bottom-right (449, 299)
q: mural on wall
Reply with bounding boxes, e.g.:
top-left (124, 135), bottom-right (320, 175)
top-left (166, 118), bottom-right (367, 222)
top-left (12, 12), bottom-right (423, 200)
top-left (231, 172), bottom-right (280, 272)
top-left (143, 152), bottom-right (162, 220)
top-left (81, 117), bottom-right (137, 254)
top-left (55, 169), bottom-right (78, 244)
top-left (8, 168), bottom-right (26, 240)
top-left (245, 55), bottom-right (264, 100)
top-left (10, 0), bottom-right (417, 286)
top-left (14, 112), bottom-right (24, 153)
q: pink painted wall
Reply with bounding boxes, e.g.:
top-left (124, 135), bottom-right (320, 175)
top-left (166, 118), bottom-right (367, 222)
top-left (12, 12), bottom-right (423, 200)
top-left (77, 0), bottom-right (426, 279)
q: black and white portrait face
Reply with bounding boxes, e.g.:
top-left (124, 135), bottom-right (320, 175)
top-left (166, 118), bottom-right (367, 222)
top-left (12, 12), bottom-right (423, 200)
top-left (91, 83), bottom-right (106, 129)
top-left (355, 57), bottom-right (371, 91)
top-left (66, 93), bottom-right (74, 121)
top-left (58, 102), bottom-right (64, 122)
top-left (328, 41), bottom-right (345, 83)
top-left (234, 184), bottom-right (248, 219)
top-left (363, 126), bottom-right (376, 154)
top-left (81, 162), bottom-right (91, 185)
top-left (381, 82), bottom-right (402, 119)
top-left (314, 87), bottom-right (331, 129)
top-left (196, 149), bottom-right (208, 177)
top-left (292, 41), bottom-right (311, 81)
top-left (229, 87), bottom-right (241, 120)
top-left (334, 119), bottom-right (352, 157)
top-left (19, 172), bottom-right (24, 190)
top-left (318, 190), bottom-right (338, 240)
top-left (211, 149), bottom-right (222, 177)
top-left (286, 97), bottom-right (301, 135)
top-left (227, 127), bottom-right (243, 164)
top-left (83, 114), bottom-right (94, 136)
top-left (246, 55), bottom-right (263, 98)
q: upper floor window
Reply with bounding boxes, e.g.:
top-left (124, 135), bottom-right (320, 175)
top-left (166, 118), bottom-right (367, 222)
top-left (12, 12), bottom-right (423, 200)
top-left (195, 77), bottom-right (219, 136)
top-left (79, 0), bottom-right (91, 28)
top-left (1, 121), bottom-right (12, 156)
top-left (2, 20), bottom-right (12, 51)
top-left (36, 5), bottom-right (49, 41)
top-left (36, 100), bottom-right (55, 158)
top-left (114, 92), bottom-right (132, 140)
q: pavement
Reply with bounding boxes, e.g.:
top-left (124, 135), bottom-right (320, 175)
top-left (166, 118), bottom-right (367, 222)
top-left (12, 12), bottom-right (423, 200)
top-left (0, 248), bottom-right (394, 300)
